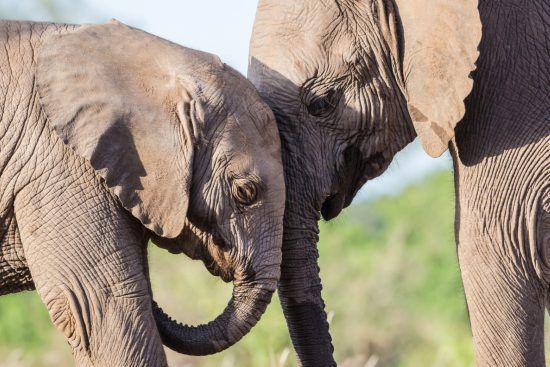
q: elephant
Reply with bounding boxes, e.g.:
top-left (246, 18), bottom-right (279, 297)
top-left (248, 0), bottom-right (549, 366)
top-left (0, 19), bottom-right (285, 366)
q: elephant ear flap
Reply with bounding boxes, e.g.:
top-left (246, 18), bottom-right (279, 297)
top-left (36, 21), bottom-right (195, 238)
top-left (395, 0), bottom-right (481, 157)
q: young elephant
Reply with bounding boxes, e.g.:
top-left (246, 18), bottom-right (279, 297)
top-left (0, 20), bottom-right (284, 366)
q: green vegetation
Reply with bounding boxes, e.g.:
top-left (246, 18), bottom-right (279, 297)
top-left (0, 171), bottom-right (481, 367)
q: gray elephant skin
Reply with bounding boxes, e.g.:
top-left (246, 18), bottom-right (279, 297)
top-left (0, 20), bottom-right (285, 366)
top-left (248, 0), bottom-right (549, 366)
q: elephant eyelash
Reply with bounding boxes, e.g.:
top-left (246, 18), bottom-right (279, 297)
top-left (303, 87), bottom-right (343, 119)
top-left (229, 176), bottom-right (264, 210)
top-left (307, 90), bottom-right (338, 116)
top-left (301, 74), bottom-right (345, 111)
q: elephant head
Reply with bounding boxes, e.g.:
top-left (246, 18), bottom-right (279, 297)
top-left (36, 21), bottom-right (284, 356)
top-left (248, 0), bottom-right (481, 364)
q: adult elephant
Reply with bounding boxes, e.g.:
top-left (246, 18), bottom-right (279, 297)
top-left (0, 20), bottom-right (285, 366)
top-left (248, 0), bottom-right (549, 366)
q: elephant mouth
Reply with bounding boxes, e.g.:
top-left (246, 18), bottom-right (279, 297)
top-left (202, 234), bottom-right (235, 283)
top-left (321, 150), bottom-right (388, 221)
top-left (204, 257), bottom-right (234, 283)
top-left (320, 192), bottom-right (346, 221)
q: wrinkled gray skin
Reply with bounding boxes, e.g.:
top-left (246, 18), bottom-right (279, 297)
top-left (249, 0), bottom-right (549, 366)
top-left (0, 20), bottom-right (285, 366)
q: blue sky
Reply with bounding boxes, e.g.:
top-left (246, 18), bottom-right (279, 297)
top-left (3, 0), bottom-right (452, 201)
top-left (3, 0), bottom-right (258, 74)
top-left (85, 0), bottom-right (259, 75)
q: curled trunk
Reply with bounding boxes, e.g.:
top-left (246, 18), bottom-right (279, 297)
top-left (153, 274), bottom-right (277, 355)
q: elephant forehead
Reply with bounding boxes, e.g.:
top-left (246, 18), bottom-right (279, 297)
top-left (217, 123), bottom-right (280, 167)
top-left (255, 0), bottom-right (337, 36)
top-left (226, 152), bottom-right (283, 186)
top-left (217, 116), bottom-right (281, 171)
top-left (251, 2), bottom-right (338, 77)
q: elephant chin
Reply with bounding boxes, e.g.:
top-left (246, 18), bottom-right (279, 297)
top-left (152, 276), bottom-right (276, 355)
top-left (322, 149), bottom-right (389, 221)
top-left (321, 193), bottom-right (345, 221)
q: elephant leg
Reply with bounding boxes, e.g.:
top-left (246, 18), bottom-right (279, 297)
top-left (22, 232), bottom-right (165, 366)
top-left (21, 224), bottom-right (166, 366)
top-left (14, 183), bottom-right (167, 367)
top-left (457, 214), bottom-right (547, 366)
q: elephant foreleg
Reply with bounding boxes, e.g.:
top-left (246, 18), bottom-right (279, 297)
top-left (20, 222), bottom-right (166, 366)
top-left (457, 208), bottom-right (548, 367)
top-left (14, 181), bottom-right (167, 367)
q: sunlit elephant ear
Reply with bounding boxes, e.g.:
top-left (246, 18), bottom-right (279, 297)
top-left (395, 0), bottom-right (481, 157)
top-left (36, 20), bottom-right (198, 238)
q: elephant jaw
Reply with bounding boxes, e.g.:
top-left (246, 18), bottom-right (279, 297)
top-left (321, 192), bottom-right (346, 221)
top-left (150, 225), bottom-right (235, 282)
top-left (321, 150), bottom-right (389, 221)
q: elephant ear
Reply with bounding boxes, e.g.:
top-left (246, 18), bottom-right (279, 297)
top-left (36, 21), bottom-right (198, 238)
top-left (395, 0), bottom-right (481, 157)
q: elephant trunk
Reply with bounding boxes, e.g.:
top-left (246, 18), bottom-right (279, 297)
top-left (153, 259), bottom-right (279, 355)
top-left (278, 206), bottom-right (336, 367)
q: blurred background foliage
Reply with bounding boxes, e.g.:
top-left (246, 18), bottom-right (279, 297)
top-left (0, 1), bottom-right (548, 366)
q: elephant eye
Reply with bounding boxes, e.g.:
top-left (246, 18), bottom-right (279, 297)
top-left (232, 180), bottom-right (258, 207)
top-left (307, 89), bottom-right (339, 117)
